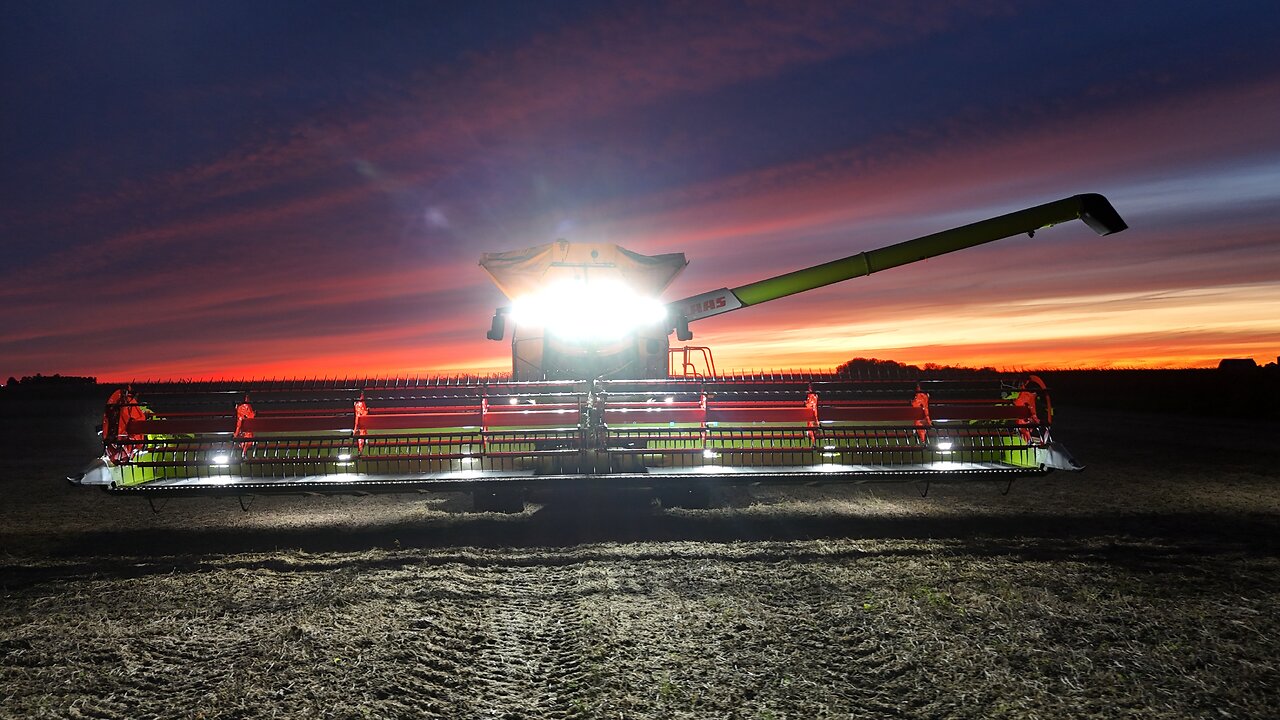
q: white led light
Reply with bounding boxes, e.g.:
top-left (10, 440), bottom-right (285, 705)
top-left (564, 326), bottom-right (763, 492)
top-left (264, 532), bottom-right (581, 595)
top-left (702, 448), bottom-right (718, 459)
top-left (509, 277), bottom-right (667, 342)
top-left (508, 397), bottom-right (519, 405)
top-left (936, 441), bottom-right (953, 451)
top-left (664, 397), bottom-right (674, 404)
top-left (211, 453), bottom-right (230, 466)
top-left (822, 445), bottom-right (836, 451)
top-left (337, 453), bottom-right (352, 462)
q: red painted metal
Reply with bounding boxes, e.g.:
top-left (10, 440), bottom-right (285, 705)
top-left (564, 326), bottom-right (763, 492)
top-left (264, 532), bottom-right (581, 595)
top-left (127, 417), bottom-right (237, 435)
top-left (240, 416), bottom-right (352, 433)
top-left (103, 389), bottom-right (149, 464)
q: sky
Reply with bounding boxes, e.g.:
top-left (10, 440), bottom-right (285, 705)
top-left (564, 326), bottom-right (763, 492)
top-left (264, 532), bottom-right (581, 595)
top-left (2, 0), bottom-right (1279, 381)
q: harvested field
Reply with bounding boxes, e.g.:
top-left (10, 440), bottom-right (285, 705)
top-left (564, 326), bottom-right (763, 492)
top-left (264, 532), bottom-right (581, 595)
top-left (2, 389), bottom-right (1279, 718)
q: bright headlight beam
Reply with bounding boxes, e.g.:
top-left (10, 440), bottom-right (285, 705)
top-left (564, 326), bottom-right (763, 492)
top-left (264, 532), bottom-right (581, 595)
top-left (510, 277), bottom-right (667, 342)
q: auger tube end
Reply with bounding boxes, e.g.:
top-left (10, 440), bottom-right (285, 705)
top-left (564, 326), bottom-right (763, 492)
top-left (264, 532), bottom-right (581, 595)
top-left (1077, 193), bottom-right (1128, 236)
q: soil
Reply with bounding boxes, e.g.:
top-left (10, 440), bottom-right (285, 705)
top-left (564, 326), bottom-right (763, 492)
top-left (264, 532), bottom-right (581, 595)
top-left (1, 393), bottom-right (1278, 719)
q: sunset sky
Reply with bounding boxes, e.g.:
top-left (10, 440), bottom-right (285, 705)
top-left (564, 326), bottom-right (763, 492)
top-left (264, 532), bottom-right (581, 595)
top-left (3, 1), bottom-right (1279, 380)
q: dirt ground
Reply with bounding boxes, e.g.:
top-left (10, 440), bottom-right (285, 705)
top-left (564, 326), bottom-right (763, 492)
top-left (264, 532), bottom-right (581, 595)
top-left (1, 399), bottom-right (1278, 719)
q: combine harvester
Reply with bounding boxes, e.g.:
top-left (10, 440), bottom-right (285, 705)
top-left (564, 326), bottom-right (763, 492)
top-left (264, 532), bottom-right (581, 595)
top-left (74, 194), bottom-right (1126, 510)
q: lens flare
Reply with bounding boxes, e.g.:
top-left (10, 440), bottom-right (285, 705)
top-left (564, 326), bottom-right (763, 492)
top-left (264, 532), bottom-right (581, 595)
top-left (510, 278), bottom-right (667, 342)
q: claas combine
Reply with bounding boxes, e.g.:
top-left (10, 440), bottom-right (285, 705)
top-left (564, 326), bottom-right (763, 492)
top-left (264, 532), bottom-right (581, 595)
top-left (73, 194), bottom-right (1127, 509)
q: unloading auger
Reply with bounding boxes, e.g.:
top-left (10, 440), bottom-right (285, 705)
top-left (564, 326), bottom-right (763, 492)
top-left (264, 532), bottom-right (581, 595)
top-left (74, 194), bottom-right (1126, 509)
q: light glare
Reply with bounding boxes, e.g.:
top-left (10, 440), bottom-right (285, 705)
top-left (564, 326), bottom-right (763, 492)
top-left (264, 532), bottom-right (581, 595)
top-left (510, 277), bottom-right (667, 342)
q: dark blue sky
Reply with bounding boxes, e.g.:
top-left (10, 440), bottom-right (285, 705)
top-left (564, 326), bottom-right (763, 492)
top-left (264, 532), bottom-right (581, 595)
top-left (3, 1), bottom-right (1279, 378)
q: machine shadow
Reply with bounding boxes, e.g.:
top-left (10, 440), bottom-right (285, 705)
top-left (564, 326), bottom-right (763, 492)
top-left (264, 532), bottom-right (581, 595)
top-left (9, 497), bottom-right (1280, 562)
top-left (4, 519), bottom-right (1272, 591)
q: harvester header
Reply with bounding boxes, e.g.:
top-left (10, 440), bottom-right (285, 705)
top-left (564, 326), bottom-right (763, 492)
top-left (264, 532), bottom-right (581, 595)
top-left (73, 193), bottom-right (1127, 510)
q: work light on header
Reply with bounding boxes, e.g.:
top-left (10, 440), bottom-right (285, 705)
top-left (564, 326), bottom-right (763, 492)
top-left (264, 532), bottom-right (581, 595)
top-left (509, 277), bottom-right (668, 343)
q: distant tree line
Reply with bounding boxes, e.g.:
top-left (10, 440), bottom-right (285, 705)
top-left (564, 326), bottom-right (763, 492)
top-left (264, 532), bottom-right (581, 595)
top-left (834, 357), bottom-right (998, 379)
top-left (838, 357), bottom-right (1278, 376)
top-left (4, 373), bottom-right (97, 387)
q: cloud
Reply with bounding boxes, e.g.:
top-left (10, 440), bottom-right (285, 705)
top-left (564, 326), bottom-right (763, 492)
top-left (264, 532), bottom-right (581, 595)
top-left (5, 4), bottom-right (1280, 378)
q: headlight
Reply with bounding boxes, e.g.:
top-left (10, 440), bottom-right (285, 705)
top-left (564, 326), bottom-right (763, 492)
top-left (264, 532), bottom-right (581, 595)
top-left (510, 278), bottom-right (667, 342)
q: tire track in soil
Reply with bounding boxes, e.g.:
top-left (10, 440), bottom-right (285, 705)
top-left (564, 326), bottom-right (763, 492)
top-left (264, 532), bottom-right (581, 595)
top-left (343, 578), bottom-right (483, 719)
top-left (459, 564), bottom-right (592, 719)
top-left (121, 567), bottom-right (354, 718)
top-left (7, 629), bottom-right (260, 720)
top-left (577, 554), bottom-right (940, 718)
top-left (775, 563), bottom-right (938, 719)
top-left (118, 635), bottom-right (261, 719)
top-left (0, 580), bottom-right (264, 720)
top-left (242, 562), bottom-right (486, 719)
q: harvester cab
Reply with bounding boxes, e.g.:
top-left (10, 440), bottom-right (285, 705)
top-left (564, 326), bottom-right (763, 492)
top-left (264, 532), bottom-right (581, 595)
top-left (73, 194), bottom-right (1126, 508)
top-left (480, 241), bottom-right (689, 382)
